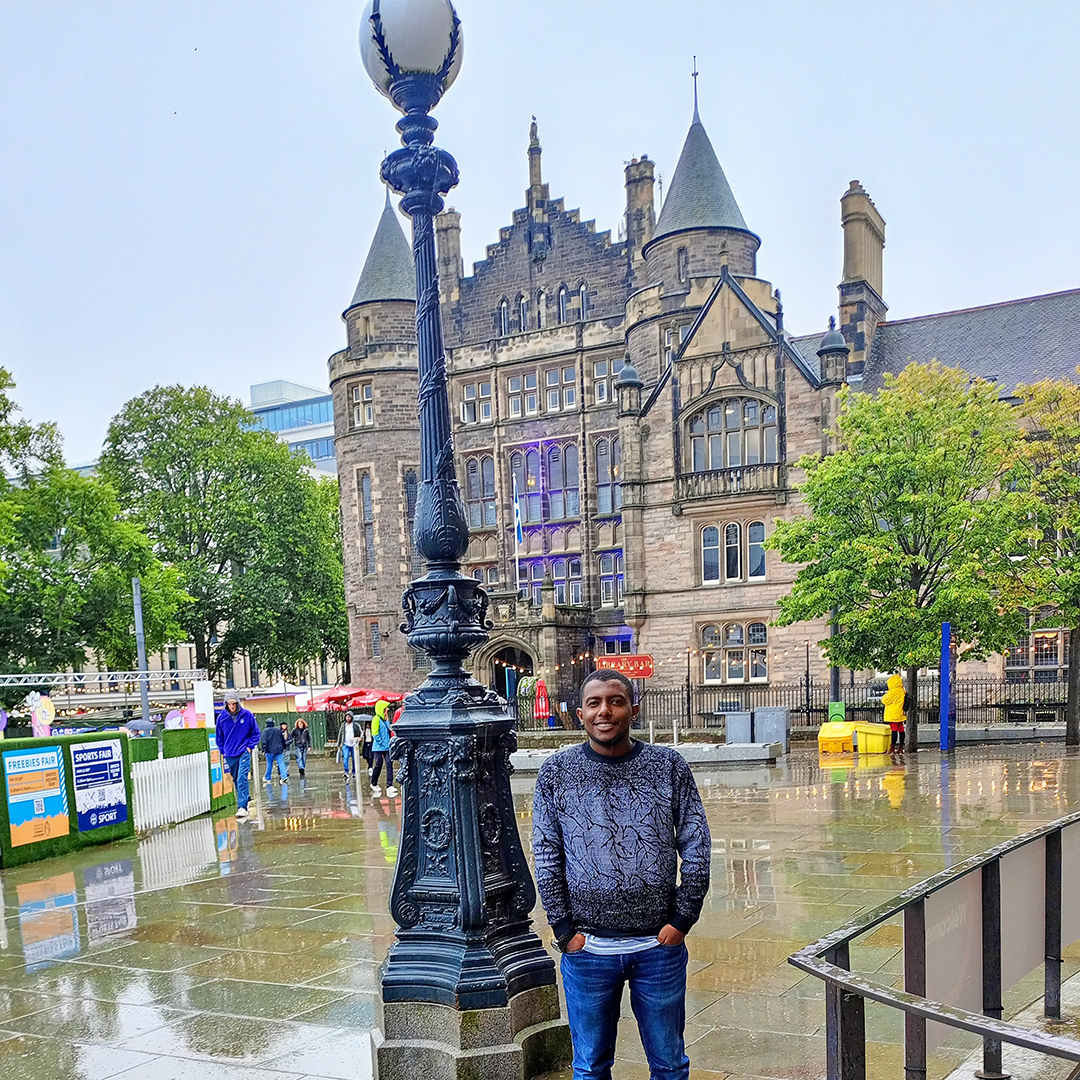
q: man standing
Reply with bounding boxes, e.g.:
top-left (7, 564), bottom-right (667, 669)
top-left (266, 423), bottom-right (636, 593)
top-left (533, 669), bottom-right (711, 1080)
top-left (214, 690), bottom-right (261, 820)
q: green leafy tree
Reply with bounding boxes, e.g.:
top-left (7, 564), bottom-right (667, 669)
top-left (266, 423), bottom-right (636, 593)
top-left (0, 467), bottom-right (186, 678)
top-left (99, 385), bottom-right (348, 678)
top-left (1016, 376), bottom-right (1080, 745)
top-left (0, 366), bottom-right (63, 583)
top-left (0, 371), bottom-right (184, 703)
top-left (769, 361), bottom-right (1033, 749)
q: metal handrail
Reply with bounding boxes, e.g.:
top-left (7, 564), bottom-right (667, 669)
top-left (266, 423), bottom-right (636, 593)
top-left (788, 808), bottom-right (1080, 1079)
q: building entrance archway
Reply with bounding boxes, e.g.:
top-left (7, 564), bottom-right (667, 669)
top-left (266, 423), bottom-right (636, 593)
top-left (492, 646), bottom-right (534, 700)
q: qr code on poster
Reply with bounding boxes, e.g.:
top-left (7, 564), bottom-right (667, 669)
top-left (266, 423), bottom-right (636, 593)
top-left (34, 797), bottom-right (44, 814)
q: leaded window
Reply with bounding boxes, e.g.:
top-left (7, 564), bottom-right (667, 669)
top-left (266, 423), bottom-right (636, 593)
top-left (547, 443), bottom-right (580, 520)
top-left (702, 622), bottom-right (768, 683)
top-left (688, 398), bottom-right (778, 472)
top-left (465, 455), bottom-right (497, 528)
top-left (510, 449), bottom-right (542, 523)
top-left (596, 436), bottom-right (622, 515)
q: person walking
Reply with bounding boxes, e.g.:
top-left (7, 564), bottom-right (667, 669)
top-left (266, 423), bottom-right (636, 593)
top-left (291, 718), bottom-right (311, 778)
top-left (214, 691), bottom-right (261, 820)
top-left (882, 674), bottom-right (907, 751)
top-left (533, 669), bottom-right (711, 1080)
top-left (370, 699), bottom-right (397, 797)
top-left (261, 718), bottom-right (288, 784)
top-left (362, 715), bottom-right (374, 778)
top-left (341, 711), bottom-right (359, 781)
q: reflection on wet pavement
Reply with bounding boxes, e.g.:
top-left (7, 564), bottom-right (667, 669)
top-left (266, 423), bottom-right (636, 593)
top-left (0, 746), bottom-right (1076, 1079)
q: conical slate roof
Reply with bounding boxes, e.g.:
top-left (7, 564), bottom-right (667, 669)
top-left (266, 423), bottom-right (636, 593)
top-left (653, 114), bottom-right (751, 242)
top-left (348, 192), bottom-right (415, 309)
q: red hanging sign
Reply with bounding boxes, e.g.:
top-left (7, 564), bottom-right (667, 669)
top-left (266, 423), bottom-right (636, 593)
top-left (597, 655), bottom-right (655, 679)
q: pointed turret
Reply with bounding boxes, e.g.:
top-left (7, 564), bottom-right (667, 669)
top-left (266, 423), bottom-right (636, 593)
top-left (346, 191), bottom-right (416, 312)
top-left (651, 114), bottom-right (752, 243)
top-left (643, 94), bottom-right (761, 287)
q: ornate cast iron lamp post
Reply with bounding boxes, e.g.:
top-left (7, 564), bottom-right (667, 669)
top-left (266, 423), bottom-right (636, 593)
top-left (360, 0), bottom-right (559, 1031)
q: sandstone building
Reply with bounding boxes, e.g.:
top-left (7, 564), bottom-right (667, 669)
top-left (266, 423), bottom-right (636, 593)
top-left (330, 108), bottom-right (1080, 700)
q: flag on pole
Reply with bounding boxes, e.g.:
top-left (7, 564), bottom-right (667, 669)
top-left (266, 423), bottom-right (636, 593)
top-left (512, 474), bottom-right (524, 545)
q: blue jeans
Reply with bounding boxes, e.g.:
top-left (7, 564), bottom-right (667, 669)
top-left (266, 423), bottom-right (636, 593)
top-left (264, 752), bottom-right (287, 782)
top-left (342, 745), bottom-right (355, 776)
top-left (294, 747), bottom-right (307, 772)
top-left (561, 943), bottom-right (689, 1080)
top-left (224, 752), bottom-right (251, 810)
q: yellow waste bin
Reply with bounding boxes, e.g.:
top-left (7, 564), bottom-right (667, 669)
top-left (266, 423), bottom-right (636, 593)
top-left (854, 722), bottom-right (892, 754)
top-left (817, 721), bottom-right (855, 753)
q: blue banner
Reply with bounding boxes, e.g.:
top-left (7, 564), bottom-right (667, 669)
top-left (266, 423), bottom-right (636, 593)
top-left (71, 740), bottom-right (127, 831)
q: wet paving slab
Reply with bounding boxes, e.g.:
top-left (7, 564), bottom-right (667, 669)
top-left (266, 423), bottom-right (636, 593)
top-left (0, 744), bottom-right (1076, 1078)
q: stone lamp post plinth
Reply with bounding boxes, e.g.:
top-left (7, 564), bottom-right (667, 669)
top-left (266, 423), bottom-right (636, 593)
top-left (358, 2), bottom-right (571, 1077)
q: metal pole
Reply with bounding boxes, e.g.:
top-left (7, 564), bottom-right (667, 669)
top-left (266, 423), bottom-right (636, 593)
top-left (805, 640), bottom-right (812, 723)
top-left (904, 901), bottom-right (927, 1080)
top-left (940, 622), bottom-right (954, 751)
top-left (829, 606), bottom-right (840, 702)
top-left (372, 33), bottom-right (554, 1010)
top-left (979, 858), bottom-right (1010, 1080)
top-left (132, 578), bottom-right (151, 726)
top-left (1045, 828), bottom-right (1062, 1020)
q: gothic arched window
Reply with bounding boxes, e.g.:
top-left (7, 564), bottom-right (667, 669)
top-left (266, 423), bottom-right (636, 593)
top-left (557, 286), bottom-right (569, 325)
top-left (498, 299), bottom-right (509, 337)
top-left (518, 293), bottom-right (529, 332)
top-left (546, 443), bottom-right (580, 520)
top-left (595, 437), bottom-right (622, 515)
top-left (687, 398), bottom-right (778, 472)
top-left (579, 283), bottom-right (588, 321)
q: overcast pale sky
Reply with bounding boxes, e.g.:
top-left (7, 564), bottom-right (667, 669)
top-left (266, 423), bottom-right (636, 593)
top-left (1, 1), bottom-right (1078, 465)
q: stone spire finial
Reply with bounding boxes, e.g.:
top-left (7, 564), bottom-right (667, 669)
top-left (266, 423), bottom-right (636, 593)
top-left (528, 116), bottom-right (543, 201)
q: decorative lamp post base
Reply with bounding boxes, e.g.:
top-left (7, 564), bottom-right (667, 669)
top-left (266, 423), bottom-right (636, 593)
top-left (373, 985), bottom-right (571, 1080)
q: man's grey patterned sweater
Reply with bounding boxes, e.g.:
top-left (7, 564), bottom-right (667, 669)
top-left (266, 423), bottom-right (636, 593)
top-left (532, 740), bottom-right (711, 941)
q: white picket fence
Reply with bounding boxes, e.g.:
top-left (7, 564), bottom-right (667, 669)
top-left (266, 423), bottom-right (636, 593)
top-left (132, 752), bottom-right (211, 831)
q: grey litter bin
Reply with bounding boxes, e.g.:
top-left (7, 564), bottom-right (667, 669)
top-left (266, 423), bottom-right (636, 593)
top-left (724, 711), bottom-right (753, 744)
top-left (754, 707), bottom-right (790, 753)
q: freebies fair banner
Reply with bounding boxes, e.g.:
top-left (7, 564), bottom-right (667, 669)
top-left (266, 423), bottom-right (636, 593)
top-left (3, 747), bottom-right (69, 848)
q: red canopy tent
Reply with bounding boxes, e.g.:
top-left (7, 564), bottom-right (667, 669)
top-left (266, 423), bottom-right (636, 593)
top-left (301, 687), bottom-right (406, 712)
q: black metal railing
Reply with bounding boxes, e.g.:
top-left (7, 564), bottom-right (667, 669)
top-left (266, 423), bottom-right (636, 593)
top-left (789, 810), bottom-right (1080, 1080)
top-left (510, 677), bottom-right (1071, 734)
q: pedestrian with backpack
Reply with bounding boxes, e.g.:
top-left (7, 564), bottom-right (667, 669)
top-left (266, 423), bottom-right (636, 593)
top-left (261, 718), bottom-right (288, 784)
top-left (370, 699), bottom-right (397, 797)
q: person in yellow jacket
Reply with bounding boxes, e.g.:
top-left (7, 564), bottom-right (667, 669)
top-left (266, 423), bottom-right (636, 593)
top-left (881, 675), bottom-right (906, 751)
top-left (371, 699), bottom-right (397, 797)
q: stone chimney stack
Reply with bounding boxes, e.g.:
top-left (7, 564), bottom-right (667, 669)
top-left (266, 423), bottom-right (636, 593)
top-left (841, 180), bottom-right (885, 297)
top-left (838, 180), bottom-right (887, 382)
top-left (436, 207), bottom-right (463, 306)
top-left (624, 155), bottom-right (655, 286)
